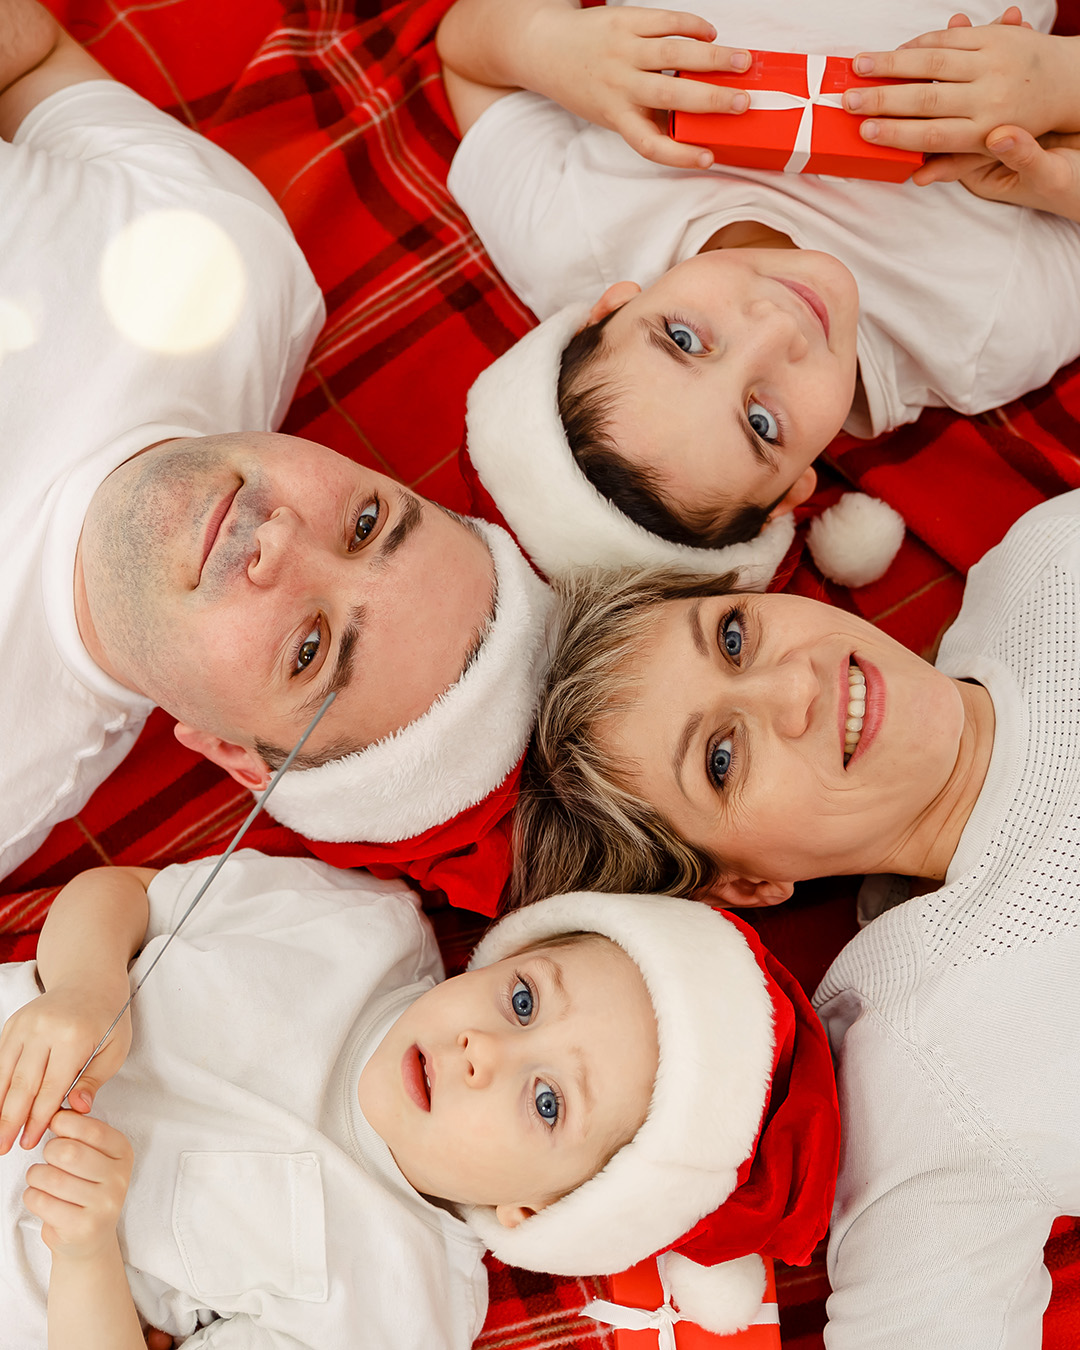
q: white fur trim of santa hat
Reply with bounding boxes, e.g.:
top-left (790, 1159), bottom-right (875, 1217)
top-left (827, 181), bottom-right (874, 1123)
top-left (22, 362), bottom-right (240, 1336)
top-left (467, 304), bottom-right (906, 589)
top-left (462, 891), bottom-right (775, 1278)
top-left (263, 520), bottom-right (556, 843)
top-left (466, 302), bottom-right (795, 591)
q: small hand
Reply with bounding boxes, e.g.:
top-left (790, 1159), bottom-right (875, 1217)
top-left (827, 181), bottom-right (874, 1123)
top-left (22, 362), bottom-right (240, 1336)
top-left (921, 125), bottom-right (1080, 221)
top-left (22, 1111), bottom-right (133, 1261)
top-left (0, 983), bottom-right (131, 1155)
top-left (840, 11), bottom-right (1079, 158)
top-left (527, 4), bottom-right (752, 168)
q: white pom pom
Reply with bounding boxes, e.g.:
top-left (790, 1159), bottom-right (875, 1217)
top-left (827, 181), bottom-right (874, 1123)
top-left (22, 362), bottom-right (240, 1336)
top-left (806, 492), bottom-right (905, 588)
top-left (663, 1251), bottom-right (767, 1336)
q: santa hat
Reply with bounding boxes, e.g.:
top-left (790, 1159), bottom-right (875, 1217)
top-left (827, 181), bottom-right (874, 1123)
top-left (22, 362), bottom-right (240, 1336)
top-left (464, 892), bottom-right (840, 1337)
top-left (466, 302), bottom-right (904, 590)
top-left (263, 519), bottom-right (556, 843)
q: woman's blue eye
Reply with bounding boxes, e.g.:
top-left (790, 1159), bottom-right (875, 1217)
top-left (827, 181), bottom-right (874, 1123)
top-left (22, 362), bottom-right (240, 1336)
top-left (352, 500), bottom-right (380, 547)
top-left (294, 623), bottom-right (320, 672)
top-left (708, 737), bottom-right (734, 789)
top-left (748, 400), bottom-right (779, 443)
top-left (665, 321), bottom-right (705, 355)
top-left (535, 1082), bottom-right (559, 1125)
top-left (722, 613), bottom-right (743, 660)
top-left (511, 979), bottom-right (534, 1025)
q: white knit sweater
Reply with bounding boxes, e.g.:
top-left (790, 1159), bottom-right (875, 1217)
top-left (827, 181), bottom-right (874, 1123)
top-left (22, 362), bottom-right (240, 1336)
top-left (815, 489), bottom-right (1080, 1350)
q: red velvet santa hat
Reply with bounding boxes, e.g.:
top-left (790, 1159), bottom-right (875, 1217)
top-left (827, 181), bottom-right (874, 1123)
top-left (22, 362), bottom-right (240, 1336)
top-left (466, 303), bottom-right (904, 589)
top-left (263, 519), bottom-right (556, 843)
top-left (464, 892), bottom-right (839, 1337)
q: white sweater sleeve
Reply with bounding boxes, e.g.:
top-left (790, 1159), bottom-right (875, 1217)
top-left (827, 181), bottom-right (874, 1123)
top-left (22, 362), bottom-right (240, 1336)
top-left (824, 1007), bottom-right (1056, 1350)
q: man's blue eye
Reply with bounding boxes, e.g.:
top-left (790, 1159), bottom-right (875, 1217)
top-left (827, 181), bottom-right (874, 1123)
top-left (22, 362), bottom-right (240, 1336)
top-left (511, 979), bottom-right (533, 1024)
top-left (665, 321), bottom-right (704, 355)
top-left (535, 1082), bottom-right (559, 1125)
top-left (748, 400), bottom-right (779, 443)
top-left (722, 614), bottom-right (743, 659)
top-left (708, 737), bottom-right (733, 788)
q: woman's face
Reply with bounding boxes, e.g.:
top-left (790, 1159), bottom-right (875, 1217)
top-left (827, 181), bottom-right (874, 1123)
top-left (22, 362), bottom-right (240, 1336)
top-left (602, 592), bottom-right (972, 894)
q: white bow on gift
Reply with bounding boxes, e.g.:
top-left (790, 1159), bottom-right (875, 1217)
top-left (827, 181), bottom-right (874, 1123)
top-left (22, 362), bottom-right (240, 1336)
top-left (746, 53), bottom-right (845, 173)
top-left (582, 1253), bottom-right (780, 1348)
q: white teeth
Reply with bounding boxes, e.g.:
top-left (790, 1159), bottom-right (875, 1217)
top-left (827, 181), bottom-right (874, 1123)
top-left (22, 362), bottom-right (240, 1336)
top-left (844, 665), bottom-right (866, 763)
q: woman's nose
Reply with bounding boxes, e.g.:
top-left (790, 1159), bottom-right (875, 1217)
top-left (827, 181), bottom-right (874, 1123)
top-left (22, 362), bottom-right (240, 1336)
top-left (756, 654), bottom-right (819, 739)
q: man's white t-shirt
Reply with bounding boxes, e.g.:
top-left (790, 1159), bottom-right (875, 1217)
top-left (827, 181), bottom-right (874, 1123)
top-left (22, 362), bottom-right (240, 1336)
top-left (0, 851), bottom-right (488, 1348)
top-left (0, 81), bottom-right (325, 880)
top-left (447, 0), bottom-right (1080, 438)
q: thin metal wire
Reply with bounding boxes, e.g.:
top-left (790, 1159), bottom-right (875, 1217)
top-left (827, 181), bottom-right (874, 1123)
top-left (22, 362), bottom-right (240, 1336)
top-left (61, 691), bottom-right (337, 1106)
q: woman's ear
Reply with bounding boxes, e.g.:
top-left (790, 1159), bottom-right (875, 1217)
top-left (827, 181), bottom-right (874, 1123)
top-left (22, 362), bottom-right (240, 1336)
top-left (173, 723), bottom-right (272, 791)
top-left (586, 280), bottom-right (641, 327)
top-left (768, 465), bottom-right (817, 519)
top-left (696, 875), bottom-right (795, 909)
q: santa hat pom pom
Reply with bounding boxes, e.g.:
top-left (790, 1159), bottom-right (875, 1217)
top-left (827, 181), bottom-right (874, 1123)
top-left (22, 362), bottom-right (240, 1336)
top-left (664, 1251), bottom-right (768, 1336)
top-left (806, 492), bottom-right (905, 588)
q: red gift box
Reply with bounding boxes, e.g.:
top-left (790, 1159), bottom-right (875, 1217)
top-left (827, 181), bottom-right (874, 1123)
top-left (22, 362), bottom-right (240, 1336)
top-left (671, 50), bottom-right (924, 183)
top-left (583, 1255), bottom-right (780, 1348)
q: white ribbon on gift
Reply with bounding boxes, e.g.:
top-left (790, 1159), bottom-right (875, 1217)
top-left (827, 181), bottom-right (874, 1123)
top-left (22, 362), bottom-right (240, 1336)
top-left (745, 53), bottom-right (845, 174)
top-left (582, 1254), bottom-right (781, 1347)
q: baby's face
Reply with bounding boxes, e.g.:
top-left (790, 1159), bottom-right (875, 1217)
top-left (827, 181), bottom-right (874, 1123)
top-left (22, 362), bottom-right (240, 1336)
top-left (358, 935), bottom-right (657, 1223)
top-left (590, 247), bottom-right (860, 529)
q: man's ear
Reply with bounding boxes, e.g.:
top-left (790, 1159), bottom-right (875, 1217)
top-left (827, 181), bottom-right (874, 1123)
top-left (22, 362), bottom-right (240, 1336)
top-left (173, 723), bottom-right (272, 791)
top-left (695, 875), bottom-right (795, 909)
top-left (767, 465), bottom-right (817, 519)
top-left (586, 280), bottom-right (641, 328)
top-left (494, 1201), bottom-right (541, 1229)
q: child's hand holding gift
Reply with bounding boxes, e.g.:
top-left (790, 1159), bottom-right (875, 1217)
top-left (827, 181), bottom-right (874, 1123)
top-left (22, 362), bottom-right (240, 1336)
top-left (22, 1110), bottom-right (133, 1261)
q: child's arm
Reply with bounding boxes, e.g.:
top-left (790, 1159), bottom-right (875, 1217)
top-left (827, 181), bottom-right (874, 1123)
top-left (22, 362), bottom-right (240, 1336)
top-left (23, 1109), bottom-right (145, 1350)
top-left (437, 0), bottom-right (752, 169)
top-left (0, 866), bottom-right (155, 1155)
top-left (839, 10), bottom-right (1080, 158)
top-left (0, 0), bottom-right (113, 140)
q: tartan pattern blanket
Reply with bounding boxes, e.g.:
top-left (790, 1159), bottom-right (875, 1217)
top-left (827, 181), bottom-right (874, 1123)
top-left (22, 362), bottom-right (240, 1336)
top-left (5, 0), bottom-right (1080, 1344)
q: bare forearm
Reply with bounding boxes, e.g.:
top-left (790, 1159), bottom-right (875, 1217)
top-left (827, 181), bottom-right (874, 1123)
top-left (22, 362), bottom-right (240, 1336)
top-left (437, 0), bottom-right (577, 95)
top-left (48, 1240), bottom-right (145, 1350)
top-left (37, 868), bottom-right (155, 1003)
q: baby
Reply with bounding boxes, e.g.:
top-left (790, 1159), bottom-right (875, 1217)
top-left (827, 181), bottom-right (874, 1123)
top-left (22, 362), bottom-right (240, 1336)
top-left (439, 0), bottom-right (1080, 587)
top-left (0, 850), bottom-right (838, 1348)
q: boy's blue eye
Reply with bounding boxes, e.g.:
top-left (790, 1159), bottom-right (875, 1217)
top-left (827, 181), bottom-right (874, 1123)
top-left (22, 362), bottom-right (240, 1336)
top-left (665, 321), bottom-right (705, 355)
top-left (748, 400), bottom-right (779, 443)
top-left (722, 613), bottom-right (743, 660)
top-left (511, 978), bottom-right (534, 1024)
top-left (535, 1082), bottom-right (559, 1125)
top-left (708, 737), bottom-right (734, 789)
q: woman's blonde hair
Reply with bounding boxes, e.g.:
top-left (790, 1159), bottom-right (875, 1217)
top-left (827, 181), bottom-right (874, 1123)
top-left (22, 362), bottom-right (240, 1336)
top-left (511, 565), bottom-right (744, 909)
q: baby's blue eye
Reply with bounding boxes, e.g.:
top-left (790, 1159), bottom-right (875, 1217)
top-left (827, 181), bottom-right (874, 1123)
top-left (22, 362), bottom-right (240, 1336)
top-left (352, 500), bottom-right (380, 547)
top-left (722, 614), bottom-right (743, 659)
top-left (708, 737), bottom-right (734, 789)
top-left (748, 400), bottom-right (779, 443)
top-left (665, 321), bottom-right (705, 355)
top-left (511, 979), bottom-right (534, 1025)
top-left (535, 1082), bottom-right (559, 1125)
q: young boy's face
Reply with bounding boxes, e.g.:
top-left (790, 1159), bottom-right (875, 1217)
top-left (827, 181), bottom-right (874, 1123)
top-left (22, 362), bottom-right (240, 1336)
top-left (358, 935), bottom-right (658, 1224)
top-left (584, 248), bottom-right (860, 530)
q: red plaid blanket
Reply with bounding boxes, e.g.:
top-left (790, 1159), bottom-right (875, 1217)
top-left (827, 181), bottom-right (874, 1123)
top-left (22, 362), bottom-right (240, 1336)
top-left (7, 0), bottom-right (1080, 1344)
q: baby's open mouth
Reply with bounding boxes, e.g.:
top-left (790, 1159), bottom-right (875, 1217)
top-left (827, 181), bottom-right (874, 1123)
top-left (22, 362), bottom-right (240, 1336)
top-left (844, 661), bottom-right (866, 767)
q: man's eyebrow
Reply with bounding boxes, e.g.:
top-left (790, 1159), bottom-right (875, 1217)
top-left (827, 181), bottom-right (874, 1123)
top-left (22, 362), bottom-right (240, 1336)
top-left (298, 604), bottom-right (365, 720)
top-left (378, 491), bottom-right (424, 563)
top-left (642, 318), bottom-right (780, 475)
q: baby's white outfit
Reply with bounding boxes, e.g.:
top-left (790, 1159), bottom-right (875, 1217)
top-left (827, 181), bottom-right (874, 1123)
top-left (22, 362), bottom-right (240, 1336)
top-left (0, 852), bottom-right (488, 1349)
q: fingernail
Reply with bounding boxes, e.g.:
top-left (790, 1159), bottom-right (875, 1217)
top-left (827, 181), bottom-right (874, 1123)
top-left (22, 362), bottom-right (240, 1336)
top-left (732, 92), bottom-right (749, 112)
top-left (76, 1091), bottom-right (91, 1110)
top-left (854, 55), bottom-right (874, 75)
top-left (989, 136), bottom-right (1015, 153)
top-left (731, 51), bottom-right (750, 71)
top-left (861, 120), bottom-right (879, 142)
top-left (845, 91), bottom-right (863, 112)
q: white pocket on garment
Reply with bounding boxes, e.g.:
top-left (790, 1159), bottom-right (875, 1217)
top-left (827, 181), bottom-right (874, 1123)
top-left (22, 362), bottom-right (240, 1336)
top-left (173, 1151), bottom-right (328, 1303)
